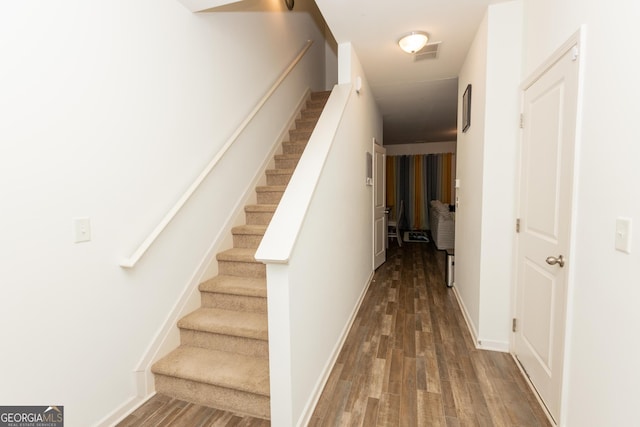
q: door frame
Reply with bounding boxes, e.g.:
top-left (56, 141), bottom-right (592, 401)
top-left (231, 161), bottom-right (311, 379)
top-left (372, 138), bottom-right (387, 269)
top-left (511, 28), bottom-right (585, 427)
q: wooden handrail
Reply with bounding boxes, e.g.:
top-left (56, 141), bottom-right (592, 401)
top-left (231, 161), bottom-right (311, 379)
top-left (120, 40), bottom-right (314, 268)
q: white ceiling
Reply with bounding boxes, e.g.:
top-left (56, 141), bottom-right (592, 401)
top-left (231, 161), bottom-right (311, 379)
top-left (314, 0), bottom-right (509, 144)
top-left (194, 0), bottom-right (509, 144)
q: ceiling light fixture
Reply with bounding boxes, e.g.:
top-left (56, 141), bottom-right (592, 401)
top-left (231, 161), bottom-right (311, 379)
top-left (398, 31), bottom-right (429, 54)
top-left (284, 0), bottom-right (294, 10)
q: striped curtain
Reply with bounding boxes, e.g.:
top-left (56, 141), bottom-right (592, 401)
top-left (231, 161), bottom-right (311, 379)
top-left (386, 154), bottom-right (454, 230)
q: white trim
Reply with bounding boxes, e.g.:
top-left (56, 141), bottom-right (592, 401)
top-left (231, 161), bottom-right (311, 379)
top-left (452, 285), bottom-right (509, 352)
top-left (521, 30), bottom-right (582, 90)
top-left (296, 271), bottom-right (375, 427)
top-left (451, 286), bottom-right (480, 347)
top-left (94, 393), bottom-right (155, 427)
top-left (476, 339), bottom-right (509, 353)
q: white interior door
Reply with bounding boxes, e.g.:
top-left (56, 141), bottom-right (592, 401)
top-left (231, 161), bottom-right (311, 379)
top-left (373, 141), bottom-right (386, 269)
top-left (514, 39), bottom-right (580, 423)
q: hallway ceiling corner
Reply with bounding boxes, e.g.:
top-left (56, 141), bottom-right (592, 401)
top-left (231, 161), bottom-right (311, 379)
top-left (314, 0), bottom-right (511, 145)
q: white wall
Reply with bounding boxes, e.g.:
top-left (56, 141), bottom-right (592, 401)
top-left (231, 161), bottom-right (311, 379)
top-left (522, 0), bottom-right (640, 425)
top-left (0, 1), bottom-right (327, 425)
top-left (478, 0), bottom-right (523, 350)
top-left (455, 11), bottom-right (489, 344)
top-left (256, 43), bottom-right (382, 426)
top-left (455, 1), bottom-right (523, 351)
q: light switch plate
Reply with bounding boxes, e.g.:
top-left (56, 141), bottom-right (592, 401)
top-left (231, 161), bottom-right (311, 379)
top-left (615, 217), bottom-right (632, 254)
top-left (74, 217), bottom-right (91, 243)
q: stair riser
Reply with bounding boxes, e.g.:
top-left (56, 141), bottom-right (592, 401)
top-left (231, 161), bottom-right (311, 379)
top-left (232, 233), bottom-right (264, 249)
top-left (306, 100), bottom-right (326, 109)
top-left (200, 292), bottom-right (267, 313)
top-left (301, 110), bottom-right (321, 120)
top-left (245, 211), bottom-right (274, 225)
top-left (310, 93), bottom-right (330, 102)
top-left (256, 191), bottom-right (283, 205)
top-left (266, 173), bottom-right (292, 186)
top-left (295, 119), bottom-right (317, 130)
top-left (218, 261), bottom-right (266, 278)
top-left (154, 375), bottom-right (270, 420)
top-left (275, 158), bottom-right (300, 169)
top-left (180, 329), bottom-right (268, 358)
top-left (282, 141), bottom-right (307, 155)
top-left (289, 129), bottom-right (312, 141)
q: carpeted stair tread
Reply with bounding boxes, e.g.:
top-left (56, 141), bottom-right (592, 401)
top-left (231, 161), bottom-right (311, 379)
top-left (178, 308), bottom-right (268, 341)
top-left (245, 204), bottom-right (277, 212)
top-left (152, 346), bottom-right (270, 397)
top-left (311, 90), bottom-right (331, 100)
top-left (301, 109), bottom-right (322, 118)
top-left (274, 153), bottom-right (302, 160)
top-left (295, 118), bottom-right (318, 129)
top-left (199, 275), bottom-right (266, 298)
top-left (255, 185), bottom-right (286, 193)
top-left (232, 224), bottom-right (267, 236)
top-left (266, 168), bottom-right (294, 176)
top-left (289, 129), bottom-right (312, 140)
top-left (217, 247), bottom-right (259, 263)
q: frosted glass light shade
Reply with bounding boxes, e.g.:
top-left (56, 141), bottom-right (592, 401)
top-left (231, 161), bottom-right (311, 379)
top-left (398, 32), bottom-right (429, 54)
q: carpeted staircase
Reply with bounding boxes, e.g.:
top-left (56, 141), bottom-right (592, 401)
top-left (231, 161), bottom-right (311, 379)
top-left (151, 91), bottom-right (331, 420)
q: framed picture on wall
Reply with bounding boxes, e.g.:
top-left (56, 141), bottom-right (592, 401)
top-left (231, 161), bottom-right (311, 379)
top-left (462, 84), bottom-right (472, 132)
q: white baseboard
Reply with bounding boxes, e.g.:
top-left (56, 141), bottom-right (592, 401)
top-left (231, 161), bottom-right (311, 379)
top-left (476, 339), bottom-right (509, 353)
top-left (94, 393), bottom-right (155, 427)
top-left (450, 286), bottom-right (509, 353)
top-left (451, 285), bottom-right (480, 346)
top-left (296, 270), bottom-right (375, 427)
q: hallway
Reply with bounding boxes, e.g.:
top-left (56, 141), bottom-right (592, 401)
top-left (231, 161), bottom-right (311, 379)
top-left (309, 242), bottom-right (550, 426)
top-left (119, 242), bottom-right (550, 426)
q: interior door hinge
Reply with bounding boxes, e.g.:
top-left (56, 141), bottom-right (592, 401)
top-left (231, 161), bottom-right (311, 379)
top-left (512, 318), bottom-right (517, 332)
top-left (519, 113), bottom-right (524, 129)
top-left (516, 218), bottom-right (521, 233)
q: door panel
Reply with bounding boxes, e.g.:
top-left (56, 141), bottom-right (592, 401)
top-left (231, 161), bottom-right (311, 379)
top-left (522, 260), bottom-right (554, 371)
top-left (373, 142), bottom-right (386, 269)
top-left (514, 41), bottom-right (580, 423)
top-left (525, 85), bottom-right (562, 239)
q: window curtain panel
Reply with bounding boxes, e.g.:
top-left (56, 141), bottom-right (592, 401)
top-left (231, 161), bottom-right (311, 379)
top-left (386, 154), bottom-right (453, 230)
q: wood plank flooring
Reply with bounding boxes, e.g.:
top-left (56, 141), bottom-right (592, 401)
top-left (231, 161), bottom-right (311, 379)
top-left (119, 241), bottom-right (550, 427)
top-left (116, 393), bottom-right (270, 427)
top-left (309, 242), bottom-right (550, 427)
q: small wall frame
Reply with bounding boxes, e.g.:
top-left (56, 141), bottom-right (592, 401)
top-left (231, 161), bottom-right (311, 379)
top-left (462, 84), bottom-right (472, 133)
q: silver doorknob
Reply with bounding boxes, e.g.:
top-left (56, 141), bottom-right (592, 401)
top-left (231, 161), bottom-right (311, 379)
top-left (545, 255), bottom-right (565, 267)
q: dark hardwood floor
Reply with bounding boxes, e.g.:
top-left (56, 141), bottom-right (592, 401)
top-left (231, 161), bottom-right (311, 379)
top-left (119, 240), bottom-right (550, 426)
top-left (309, 241), bottom-right (550, 426)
